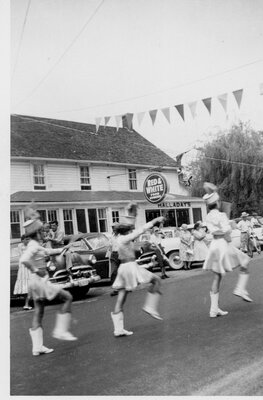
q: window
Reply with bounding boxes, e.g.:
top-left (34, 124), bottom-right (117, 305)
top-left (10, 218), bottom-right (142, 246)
top-left (80, 166), bottom-right (91, 190)
top-left (10, 211), bottom-right (21, 239)
top-left (98, 208), bottom-right (108, 232)
top-left (192, 208), bottom-right (202, 223)
top-left (33, 164), bottom-right (46, 190)
top-left (128, 169), bottom-right (137, 190)
top-left (35, 209), bottom-right (57, 223)
top-left (112, 211), bottom-right (119, 224)
top-left (63, 209), bottom-right (74, 235)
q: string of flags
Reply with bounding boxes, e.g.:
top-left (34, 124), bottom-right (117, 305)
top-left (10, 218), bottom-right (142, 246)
top-left (94, 83), bottom-right (263, 132)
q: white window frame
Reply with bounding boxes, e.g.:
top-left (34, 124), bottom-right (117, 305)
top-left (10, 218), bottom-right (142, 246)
top-left (112, 210), bottom-right (120, 224)
top-left (80, 166), bottom-right (91, 190)
top-left (10, 210), bottom-right (21, 239)
top-left (63, 209), bottom-right (74, 235)
top-left (32, 163), bottom-right (46, 190)
top-left (128, 168), bottom-right (137, 190)
top-left (97, 208), bottom-right (108, 232)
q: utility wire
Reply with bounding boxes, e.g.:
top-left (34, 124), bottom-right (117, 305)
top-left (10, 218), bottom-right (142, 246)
top-left (11, 0), bottom-right (31, 82)
top-left (13, 0), bottom-right (105, 109)
top-left (53, 59), bottom-right (263, 113)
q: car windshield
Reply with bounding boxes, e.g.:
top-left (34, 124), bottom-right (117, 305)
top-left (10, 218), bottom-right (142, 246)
top-left (86, 234), bottom-right (109, 250)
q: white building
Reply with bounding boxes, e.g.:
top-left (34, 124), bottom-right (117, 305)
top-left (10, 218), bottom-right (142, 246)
top-left (10, 114), bottom-right (207, 241)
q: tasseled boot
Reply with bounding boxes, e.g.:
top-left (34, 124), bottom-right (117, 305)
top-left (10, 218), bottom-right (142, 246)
top-left (142, 292), bottom-right (163, 320)
top-left (111, 312), bottom-right (133, 337)
top-left (233, 273), bottom-right (253, 302)
top-left (52, 313), bottom-right (78, 341)
top-left (209, 292), bottom-right (228, 318)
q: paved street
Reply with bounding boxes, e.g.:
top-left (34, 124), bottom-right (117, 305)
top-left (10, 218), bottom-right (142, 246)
top-left (10, 255), bottom-right (263, 396)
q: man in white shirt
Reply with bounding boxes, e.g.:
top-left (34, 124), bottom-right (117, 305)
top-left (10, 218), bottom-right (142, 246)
top-left (237, 212), bottom-right (252, 252)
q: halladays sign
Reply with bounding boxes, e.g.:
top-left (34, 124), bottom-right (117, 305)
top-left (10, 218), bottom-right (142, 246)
top-left (143, 173), bottom-right (168, 204)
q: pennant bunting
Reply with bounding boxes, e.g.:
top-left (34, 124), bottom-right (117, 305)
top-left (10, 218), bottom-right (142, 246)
top-left (149, 109), bottom-right (158, 125)
top-left (202, 97), bottom-right (212, 114)
top-left (95, 117), bottom-right (102, 133)
top-left (137, 111), bottom-right (146, 126)
top-left (125, 113), bottom-right (134, 130)
top-left (232, 89), bottom-right (243, 108)
top-left (115, 115), bottom-right (122, 131)
top-left (259, 83), bottom-right (263, 95)
top-left (217, 93), bottom-right (228, 113)
top-left (175, 104), bottom-right (184, 121)
top-left (161, 108), bottom-right (171, 123)
top-left (104, 116), bottom-right (110, 126)
top-left (188, 101), bottom-right (197, 118)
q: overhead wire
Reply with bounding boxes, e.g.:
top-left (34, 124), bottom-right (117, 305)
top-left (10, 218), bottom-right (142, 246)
top-left (13, 0), bottom-right (105, 110)
top-left (11, 0), bottom-right (31, 82)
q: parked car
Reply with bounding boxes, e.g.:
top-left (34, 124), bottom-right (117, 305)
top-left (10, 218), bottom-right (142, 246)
top-left (10, 236), bottom-right (101, 300)
top-left (10, 232), bottom-right (157, 300)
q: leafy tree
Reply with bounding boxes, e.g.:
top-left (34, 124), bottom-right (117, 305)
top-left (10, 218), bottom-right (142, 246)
top-left (189, 122), bottom-right (263, 217)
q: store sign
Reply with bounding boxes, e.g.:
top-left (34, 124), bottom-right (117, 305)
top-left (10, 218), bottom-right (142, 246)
top-left (143, 173), bottom-right (168, 204)
top-left (158, 201), bottom-right (191, 208)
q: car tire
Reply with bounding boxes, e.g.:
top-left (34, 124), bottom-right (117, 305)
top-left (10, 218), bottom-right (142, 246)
top-left (70, 286), bottom-right (90, 299)
top-left (167, 251), bottom-right (183, 270)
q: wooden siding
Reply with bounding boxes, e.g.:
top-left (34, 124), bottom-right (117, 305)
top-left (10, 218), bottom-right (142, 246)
top-left (11, 161), bottom-right (32, 193)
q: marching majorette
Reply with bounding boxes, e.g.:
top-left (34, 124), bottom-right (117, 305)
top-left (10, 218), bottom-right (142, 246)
top-left (202, 183), bottom-right (252, 318)
top-left (110, 202), bottom-right (165, 337)
top-left (20, 207), bottom-right (77, 356)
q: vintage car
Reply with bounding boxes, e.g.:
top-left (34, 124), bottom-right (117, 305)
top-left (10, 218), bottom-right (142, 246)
top-left (10, 232), bottom-right (157, 300)
top-left (10, 237), bottom-right (101, 300)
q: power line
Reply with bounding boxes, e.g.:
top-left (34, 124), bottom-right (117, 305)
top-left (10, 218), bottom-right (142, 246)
top-left (11, 0), bottom-right (31, 82)
top-left (13, 0), bottom-right (105, 110)
top-left (53, 59), bottom-right (263, 114)
top-left (202, 155), bottom-right (263, 169)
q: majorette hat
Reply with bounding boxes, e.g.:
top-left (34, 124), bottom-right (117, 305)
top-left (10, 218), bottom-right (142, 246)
top-left (23, 219), bottom-right (43, 236)
top-left (202, 182), bottom-right (220, 205)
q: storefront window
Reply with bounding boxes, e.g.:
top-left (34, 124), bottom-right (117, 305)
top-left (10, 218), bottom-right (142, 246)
top-left (192, 208), bottom-right (202, 223)
top-left (10, 211), bottom-right (21, 239)
top-left (176, 209), bottom-right (190, 227)
top-left (63, 209), bottom-right (74, 235)
top-left (98, 209), bottom-right (108, 232)
top-left (76, 209), bottom-right (87, 233)
top-left (145, 210), bottom-right (161, 222)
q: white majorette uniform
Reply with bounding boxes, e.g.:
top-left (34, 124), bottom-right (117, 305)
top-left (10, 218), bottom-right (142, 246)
top-left (20, 239), bottom-right (62, 301)
top-left (203, 209), bottom-right (250, 275)
top-left (112, 223), bottom-right (156, 291)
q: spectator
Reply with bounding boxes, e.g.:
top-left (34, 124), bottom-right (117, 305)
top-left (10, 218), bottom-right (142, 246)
top-left (13, 235), bottom-right (32, 310)
top-left (150, 227), bottom-right (170, 279)
top-left (237, 212), bottom-right (252, 252)
top-left (49, 220), bottom-right (64, 249)
top-left (179, 224), bottom-right (194, 270)
top-left (192, 222), bottom-right (208, 262)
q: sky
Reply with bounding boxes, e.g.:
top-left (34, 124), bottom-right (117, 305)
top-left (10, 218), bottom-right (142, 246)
top-left (9, 0), bottom-right (263, 159)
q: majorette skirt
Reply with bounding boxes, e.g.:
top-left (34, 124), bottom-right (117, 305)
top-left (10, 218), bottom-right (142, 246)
top-left (112, 261), bottom-right (154, 291)
top-left (28, 273), bottom-right (61, 301)
top-left (203, 238), bottom-right (250, 275)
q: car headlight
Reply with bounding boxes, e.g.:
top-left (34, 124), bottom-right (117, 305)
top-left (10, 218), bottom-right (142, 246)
top-left (89, 254), bottom-right (97, 264)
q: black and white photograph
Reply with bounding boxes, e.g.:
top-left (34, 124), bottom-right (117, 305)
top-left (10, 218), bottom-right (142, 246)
top-left (4, 0), bottom-right (263, 396)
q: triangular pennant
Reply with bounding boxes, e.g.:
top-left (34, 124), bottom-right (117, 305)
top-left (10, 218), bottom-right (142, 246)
top-left (259, 83), bottom-right (263, 95)
top-left (175, 104), bottom-right (184, 121)
top-left (137, 111), bottom-right (145, 126)
top-left (104, 116), bottom-right (110, 126)
top-left (232, 89), bottom-right (243, 108)
top-left (115, 115), bottom-right (122, 131)
top-left (95, 117), bottom-right (101, 133)
top-left (188, 101), bottom-right (197, 118)
top-left (202, 97), bottom-right (212, 114)
top-left (161, 108), bottom-right (170, 123)
top-left (125, 113), bottom-right (133, 130)
top-left (217, 93), bottom-right (228, 113)
top-left (149, 109), bottom-right (158, 125)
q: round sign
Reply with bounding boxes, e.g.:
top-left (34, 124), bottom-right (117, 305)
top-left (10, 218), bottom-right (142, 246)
top-left (143, 173), bottom-right (168, 204)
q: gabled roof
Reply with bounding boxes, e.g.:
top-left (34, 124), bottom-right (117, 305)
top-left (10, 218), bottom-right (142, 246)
top-left (11, 114), bottom-right (178, 168)
top-left (11, 191), bottom-right (201, 204)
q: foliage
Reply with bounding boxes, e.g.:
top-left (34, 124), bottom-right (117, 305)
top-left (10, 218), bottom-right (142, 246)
top-left (189, 122), bottom-right (263, 218)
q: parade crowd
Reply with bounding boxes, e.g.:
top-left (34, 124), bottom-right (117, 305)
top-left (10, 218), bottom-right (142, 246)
top-left (13, 183), bottom-right (262, 356)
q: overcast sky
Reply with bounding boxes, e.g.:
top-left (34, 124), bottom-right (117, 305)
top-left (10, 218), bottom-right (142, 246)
top-left (10, 0), bottom-right (263, 157)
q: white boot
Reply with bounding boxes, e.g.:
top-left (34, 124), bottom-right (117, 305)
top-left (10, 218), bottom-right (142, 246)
top-left (29, 327), bottom-right (54, 356)
top-left (210, 292), bottom-right (228, 318)
top-left (142, 292), bottom-right (163, 320)
top-left (233, 273), bottom-right (253, 302)
top-left (52, 313), bottom-right (78, 341)
top-left (111, 312), bottom-right (133, 337)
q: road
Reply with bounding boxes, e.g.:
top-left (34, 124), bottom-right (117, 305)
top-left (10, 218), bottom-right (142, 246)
top-left (10, 255), bottom-right (263, 396)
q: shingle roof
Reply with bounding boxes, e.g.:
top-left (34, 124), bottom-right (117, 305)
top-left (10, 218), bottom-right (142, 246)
top-left (11, 191), bottom-right (199, 203)
top-left (11, 114), bottom-right (178, 168)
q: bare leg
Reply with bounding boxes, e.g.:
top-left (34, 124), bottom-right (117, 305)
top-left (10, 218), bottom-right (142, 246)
top-left (114, 289), bottom-right (128, 313)
top-left (31, 299), bottom-right (45, 330)
top-left (57, 289), bottom-right (73, 313)
top-left (211, 272), bottom-right (222, 293)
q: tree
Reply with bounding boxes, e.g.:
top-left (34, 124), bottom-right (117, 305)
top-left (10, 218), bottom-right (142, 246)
top-left (189, 122), bottom-right (263, 217)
